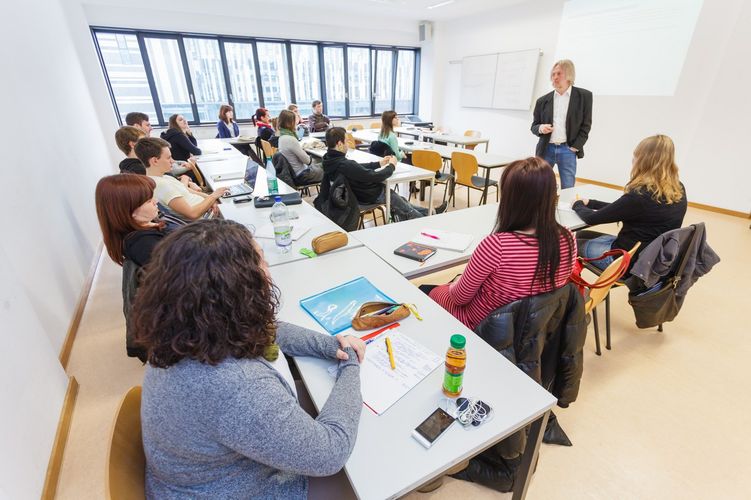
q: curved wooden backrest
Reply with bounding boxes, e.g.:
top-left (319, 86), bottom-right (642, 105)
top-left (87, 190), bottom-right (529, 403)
top-left (349, 124), bottom-right (364, 131)
top-left (345, 132), bottom-right (357, 150)
top-left (585, 242), bottom-right (641, 314)
top-left (261, 139), bottom-right (277, 158)
top-left (412, 150), bottom-right (443, 173)
top-left (450, 151), bottom-right (479, 186)
top-left (369, 121), bottom-right (381, 130)
top-left (106, 386), bottom-right (145, 500)
top-left (187, 159), bottom-right (205, 187)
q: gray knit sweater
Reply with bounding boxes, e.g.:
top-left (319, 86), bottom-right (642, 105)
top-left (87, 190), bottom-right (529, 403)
top-left (141, 322), bottom-right (362, 499)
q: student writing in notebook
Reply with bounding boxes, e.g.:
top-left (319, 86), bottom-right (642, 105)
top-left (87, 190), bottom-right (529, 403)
top-left (134, 219), bottom-right (365, 499)
top-left (421, 157), bottom-right (576, 330)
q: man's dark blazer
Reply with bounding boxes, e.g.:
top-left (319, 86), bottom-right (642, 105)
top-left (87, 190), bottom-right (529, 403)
top-left (531, 86), bottom-right (592, 159)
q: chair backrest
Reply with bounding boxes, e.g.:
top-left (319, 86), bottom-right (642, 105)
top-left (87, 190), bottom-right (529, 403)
top-left (345, 132), bottom-right (357, 150)
top-left (186, 159), bottom-right (205, 187)
top-left (412, 150), bottom-right (443, 173)
top-left (369, 121), bottom-right (381, 130)
top-left (106, 386), bottom-right (145, 500)
top-left (261, 139), bottom-right (277, 159)
top-left (585, 242), bottom-right (641, 313)
top-left (349, 124), bottom-right (364, 131)
top-left (450, 151), bottom-right (478, 186)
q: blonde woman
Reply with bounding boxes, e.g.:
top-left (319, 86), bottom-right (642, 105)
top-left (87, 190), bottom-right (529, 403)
top-left (572, 134), bottom-right (687, 269)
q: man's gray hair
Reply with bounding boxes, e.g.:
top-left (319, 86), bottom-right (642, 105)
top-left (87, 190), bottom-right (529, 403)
top-left (551, 59), bottom-right (576, 85)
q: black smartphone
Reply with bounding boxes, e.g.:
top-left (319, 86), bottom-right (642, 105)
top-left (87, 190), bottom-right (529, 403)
top-left (233, 195), bottom-right (253, 204)
top-left (412, 407), bottom-right (456, 448)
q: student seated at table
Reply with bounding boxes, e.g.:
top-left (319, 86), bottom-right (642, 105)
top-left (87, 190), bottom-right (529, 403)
top-left (287, 103), bottom-right (308, 138)
top-left (423, 157), bottom-right (576, 330)
top-left (308, 99), bottom-right (331, 133)
top-left (160, 114), bottom-right (202, 161)
top-left (278, 110), bottom-right (324, 185)
top-left (252, 107), bottom-right (276, 143)
top-left (378, 110), bottom-right (411, 164)
top-left (216, 104), bottom-right (240, 138)
top-left (133, 219), bottom-right (364, 498)
top-left (115, 125), bottom-right (147, 174)
top-left (572, 134), bottom-right (687, 270)
top-left (135, 137), bottom-right (227, 220)
top-left (321, 127), bottom-right (446, 221)
top-left (125, 111), bottom-right (152, 137)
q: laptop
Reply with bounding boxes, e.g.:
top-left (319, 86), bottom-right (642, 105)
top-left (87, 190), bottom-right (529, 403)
top-left (223, 158), bottom-right (261, 198)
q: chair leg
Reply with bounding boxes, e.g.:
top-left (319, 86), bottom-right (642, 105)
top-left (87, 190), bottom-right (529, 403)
top-left (441, 182), bottom-right (449, 203)
top-left (592, 306), bottom-right (601, 356)
top-left (657, 324), bottom-right (663, 332)
top-left (605, 293), bottom-right (612, 350)
top-left (467, 187), bottom-right (470, 208)
top-left (378, 207), bottom-right (386, 225)
top-left (357, 214), bottom-right (364, 230)
top-left (496, 185), bottom-right (500, 202)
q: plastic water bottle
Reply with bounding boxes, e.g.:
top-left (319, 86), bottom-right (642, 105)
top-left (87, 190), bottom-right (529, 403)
top-left (271, 196), bottom-right (292, 253)
top-left (418, 130), bottom-right (424, 144)
top-left (266, 158), bottom-right (278, 195)
top-left (443, 334), bottom-right (466, 397)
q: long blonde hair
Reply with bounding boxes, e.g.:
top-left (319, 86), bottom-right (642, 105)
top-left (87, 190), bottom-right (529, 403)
top-left (625, 135), bottom-right (683, 204)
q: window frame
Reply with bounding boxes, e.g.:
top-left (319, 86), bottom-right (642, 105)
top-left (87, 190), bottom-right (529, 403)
top-left (91, 27), bottom-right (420, 125)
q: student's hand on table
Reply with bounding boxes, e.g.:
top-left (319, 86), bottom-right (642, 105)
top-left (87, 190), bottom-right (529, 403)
top-left (335, 334), bottom-right (366, 363)
top-left (212, 187), bottom-right (229, 199)
top-left (379, 156), bottom-right (391, 167)
top-left (571, 198), bottom-right (589, 208)
top-left (388, 155), bottom-right (398, 166)
top-left (539, 124), bottom-right (553, 134)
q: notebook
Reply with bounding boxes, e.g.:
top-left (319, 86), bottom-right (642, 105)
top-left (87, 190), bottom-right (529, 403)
top-left (327, 330), bottom-right (443, 415)
top-left (300, 277), bottom-right (394, 335)
top-left (413, 228), bottom-right (474, 252)
top-left (393, 241), bottom-right (437, 262)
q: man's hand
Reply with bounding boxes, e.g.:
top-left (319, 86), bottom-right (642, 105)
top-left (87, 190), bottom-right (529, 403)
top-left (539, 124), bottom-right (553, 134)
top-left (179, 175), bottom-right (191, 187)
top-left (211, 187), bottom-right (229, 199)
top-left (388, 155), bottom-right (398, 166)
top-left (335, 334), bottom-right (366, 363)
top-left (379, 156), bottom-right (393, 167)
top-left (569, 147), bottom-right (579, 153)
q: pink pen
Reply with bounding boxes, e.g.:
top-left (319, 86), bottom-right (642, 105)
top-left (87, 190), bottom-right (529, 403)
top-left (420, 232), bottom-right (439, 240)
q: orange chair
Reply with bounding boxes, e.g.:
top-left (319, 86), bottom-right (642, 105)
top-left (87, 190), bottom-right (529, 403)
top-left (369, 121), bottom-right (381, 130)
top-left (411, 149), bottom-right (453, 204)
top-left (448, 151), bottom-right (498, 207)
top-left (260, 139), bottom-right (277, 160)
top-left (345, 132), bottom-right (357, 150)
top-left (106, 386), bottom-right (145, 500)
top-left (463, 130), bottom-right (481, 150)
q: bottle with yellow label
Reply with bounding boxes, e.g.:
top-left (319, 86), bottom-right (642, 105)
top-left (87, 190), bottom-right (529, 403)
top-left (443, 334), bottom-right (466, 397)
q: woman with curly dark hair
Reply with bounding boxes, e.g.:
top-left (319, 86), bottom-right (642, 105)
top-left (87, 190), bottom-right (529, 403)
top-left (133, 219), bottom-right (365, 499)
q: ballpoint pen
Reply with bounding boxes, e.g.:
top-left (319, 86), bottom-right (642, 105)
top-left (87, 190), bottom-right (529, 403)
top-left (420, 232), bottom-right (440, 240)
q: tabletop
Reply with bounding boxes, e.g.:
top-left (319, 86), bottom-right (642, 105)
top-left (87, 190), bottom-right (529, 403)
top-left (270, 247), bottom-right (557, 500)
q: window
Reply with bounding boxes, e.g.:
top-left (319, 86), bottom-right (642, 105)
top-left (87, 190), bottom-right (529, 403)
top-left (256, 42), bottom-right (291, 116)
top-left (92, 28), bottom-right (419, 123)
top-left (395, 50), bottom-right (416, 114)
top-left (290, 44), bottom-right (320, 112)
top-left (183, 38), bottom-right (228, 123)
top-left (223, 42), bottom-right (260, 120)
top-left (143, 37), bottom-right (194, 121)
top-left (95, 32), bottom-right (156, 123)
top-left (323, 46), bottom-right (346, 116)
top-left (347, 47), bottom-right (371, 116)
top-left (373, 49), bottom-right (394, 113)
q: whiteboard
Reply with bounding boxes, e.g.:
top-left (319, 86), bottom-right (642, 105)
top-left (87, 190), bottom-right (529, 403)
top-left (460, 48), bottom-right (540, 110)
top-left (460, 54), bottom-right (498, 108)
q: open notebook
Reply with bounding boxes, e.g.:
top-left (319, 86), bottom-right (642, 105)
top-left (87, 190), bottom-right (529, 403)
top-left (413, 228), bottom-right (474, 252)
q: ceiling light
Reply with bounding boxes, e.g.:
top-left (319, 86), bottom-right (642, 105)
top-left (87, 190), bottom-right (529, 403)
top-left (427, 0), bottom-right (455, 9)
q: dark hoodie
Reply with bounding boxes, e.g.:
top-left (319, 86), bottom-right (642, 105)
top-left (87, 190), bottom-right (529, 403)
top-left (161, 128), bottom-right (201, 161)
top-left (321, 149), bottom-right (393, 204)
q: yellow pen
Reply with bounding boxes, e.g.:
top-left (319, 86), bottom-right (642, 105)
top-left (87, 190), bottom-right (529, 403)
top-left (385, 337), bottom-right (396, 370)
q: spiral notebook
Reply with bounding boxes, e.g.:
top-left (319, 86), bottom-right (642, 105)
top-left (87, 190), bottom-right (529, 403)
top-left (300, 277), bottom-right (394, 335)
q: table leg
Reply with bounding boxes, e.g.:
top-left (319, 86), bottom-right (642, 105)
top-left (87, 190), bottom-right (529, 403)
top-left (385, 183), bottom-right (392, 224)
top-left (428, 177), bottom-right (435, 215)
top-left (485, 141), bottom-right (489, 152)
top-left (512, 409), bottom-right (549, 500)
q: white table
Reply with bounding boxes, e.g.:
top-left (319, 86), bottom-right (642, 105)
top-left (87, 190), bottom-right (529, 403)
top-left (392, 127), bottom-right (490, 151)
top-left (306, 145), bottom-right (437, 221)
top-left (270, 247), bottom-right (556, 500)
top-left (351, 184), bottom-right (625, 279)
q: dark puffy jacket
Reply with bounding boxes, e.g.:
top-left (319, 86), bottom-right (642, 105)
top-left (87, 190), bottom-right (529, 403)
top-left (313, 171), bottom-right (360, 231)
top-left (474, 283), bottom-right (587, 408)
top-left (161, 127), bottom-right (201, 161)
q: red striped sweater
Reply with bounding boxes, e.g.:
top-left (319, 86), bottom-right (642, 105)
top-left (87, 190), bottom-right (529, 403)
top-left (428, 231), bottom-right (576, 330)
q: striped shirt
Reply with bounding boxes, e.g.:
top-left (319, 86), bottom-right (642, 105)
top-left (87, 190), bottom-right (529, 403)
top-left (429, 231), bottom-right (576, 330)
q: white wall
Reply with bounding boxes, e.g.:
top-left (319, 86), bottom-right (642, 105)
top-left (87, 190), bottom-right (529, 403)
top-left (0, 0), bottom-right (118, 495)
top-left (428, 0), bottom-right (751, 214)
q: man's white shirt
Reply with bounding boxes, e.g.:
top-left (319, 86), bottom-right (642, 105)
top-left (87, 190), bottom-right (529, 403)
top-left (551, 86), bottom-right (571, 145)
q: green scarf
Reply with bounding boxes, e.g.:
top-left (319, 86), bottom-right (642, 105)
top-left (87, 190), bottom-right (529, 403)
top-left (279, 128), bottom-right (297, 138)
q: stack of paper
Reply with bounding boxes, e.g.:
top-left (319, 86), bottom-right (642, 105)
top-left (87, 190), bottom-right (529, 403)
top-left (413, 228), bottom-right (473, 252)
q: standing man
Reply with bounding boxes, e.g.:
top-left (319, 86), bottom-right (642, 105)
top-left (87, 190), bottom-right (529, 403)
top-left (308, 100), bottom-right (331, 133)
top-left (531, 59), bottom-right (592, 189)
